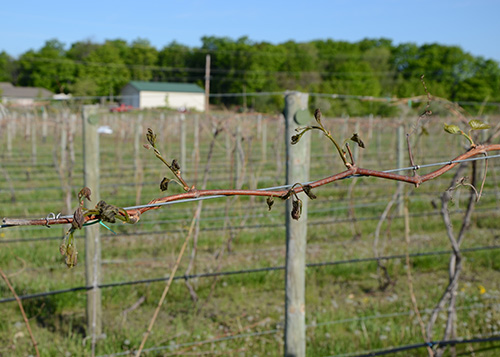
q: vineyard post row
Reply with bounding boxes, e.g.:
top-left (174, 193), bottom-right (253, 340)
top-left (70, 95), bottom-right (408, 357)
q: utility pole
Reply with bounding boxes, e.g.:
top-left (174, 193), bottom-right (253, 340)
top-left (284, 92), bottom-right (311, 357)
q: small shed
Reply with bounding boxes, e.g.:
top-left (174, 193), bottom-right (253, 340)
top-left (121, 81), bottom-right (205, 111)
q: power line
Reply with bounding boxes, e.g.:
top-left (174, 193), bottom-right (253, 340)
top-left (8, 55), bottom-right (425, 77)
top-left (1, 244), bottom-right (498, 304)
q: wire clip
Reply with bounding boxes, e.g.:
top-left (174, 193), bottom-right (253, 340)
top-left (45, 213), bottom-right (55, 228)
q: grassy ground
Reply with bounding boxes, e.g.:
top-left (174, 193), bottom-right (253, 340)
top-left (1, 108), bottom-right (500, 356)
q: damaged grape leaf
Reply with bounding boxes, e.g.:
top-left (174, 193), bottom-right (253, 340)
top-left (146, 128), bottom-right (157, 148)
top-left (266, 196), bottom-right (274, 211)
top-left (291, 198), bottom-right (303, 220)
top-left (350, 133), bottom-right (365, 148)
top-left (72, 207), bottom-right (85, 230)
top-left (160, 177), bottom-right (170, 191)
top-left (303, 185), bottom-right (317, 200)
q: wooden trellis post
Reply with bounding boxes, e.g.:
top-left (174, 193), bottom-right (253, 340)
top-left (397, 118), bottom-right (405, 215)
top-left (82, 105), bottom-right (102, 341)
top-left (284, 92), bottom-right (311, 357)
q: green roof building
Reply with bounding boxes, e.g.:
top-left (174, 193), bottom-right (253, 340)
top-left (121, 81), bottom-right (205, 111)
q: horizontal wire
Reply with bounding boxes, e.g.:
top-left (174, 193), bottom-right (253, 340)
top-left (2, 153), bottom-right (499, 223)
top-left (1, 244), bottom-right (498, 304)
top-left (2, 205), bottom-right (497, 245)
top-left (336, 334), bottom-right (500, 357)
top-left (310, 301), bottom-right (500, 329)
top-left (98, 303), bottom-right (500, 357)
top-left (97, 329), bottom-right (281, 357)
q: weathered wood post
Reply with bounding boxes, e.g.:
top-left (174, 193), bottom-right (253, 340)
top-left (180, 113), bottom-right (187, 171)
top-left (7, 112), bottom-right (14, 157)
top-left (284, 92), bottom-right (311, 357)
top-left (260, 114), bottom-right (267, 162)
top-left (397, 118), bottom-right (405, 215)
top-left (29, 113), bottom-right (37, 165)
top-left (134, 114), bottom-right (143, 205)
top-left (41, 106), bottom-right (48, 143)
top-left (234, 119), bottom-right (243, 189)
top-left (82, 105), bottom-right (102, 342)
top-left (193, 114), bottom-right (200, 186)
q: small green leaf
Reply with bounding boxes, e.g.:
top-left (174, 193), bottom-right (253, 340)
top-left (59, 242), bottom-right (67, 256)
top-left (468, 119), bottom-right (491, 130)
top-left (350, 133), bottom-right (365, 148)
top-left (444, 123), bottom-right (462, 135)
top-left (65, 245), bottom-right (78, 268)
top-left (160, 177), bottom-right (170, 191)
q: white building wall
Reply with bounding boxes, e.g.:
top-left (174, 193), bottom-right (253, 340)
top-left (139, 91), bottom-right (169, 108)
top-left (139, 91), bottom-right (205, 111)
top-left (168, 92), bottom-right (205, 111)
top-left (2, 97), bottom-right (35, 106)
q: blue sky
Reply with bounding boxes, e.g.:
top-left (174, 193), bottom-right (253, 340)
top-left (1, 0), bottom-right (499, 61)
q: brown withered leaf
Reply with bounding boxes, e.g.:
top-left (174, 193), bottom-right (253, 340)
top-left (78, 187), bottom-right (92, 202)
top-left (350, 133), bottom-right (365, 148)
top-left (96, 200), bottom-right (119, 223)
top-left (72, 207), bottom-right (85, 230)
top-left (146, 128), bottom-right (157, 148)
top-left (314, 108), bottom-right (322, 125)
top-left (281, 190), bottom-right (292, 200)
top-left (303, 185), bottom-right (317, 200)
top-left (171, 159), bottom-right (180, 172)
top-left (266, 196), bottom-right (274, 211)
top-left (160, 177), bottom-right (170, 191)
top-left (291, 198), bottom-right (303, 220)
top-left (291, 134), bottom-right (301, 145)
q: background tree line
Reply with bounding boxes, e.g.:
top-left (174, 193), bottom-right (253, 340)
top-left (0, 36), bottom-right (499, 116)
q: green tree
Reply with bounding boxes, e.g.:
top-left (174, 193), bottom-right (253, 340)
top-left (79, 40), bottom-right (130, 97)
top-left (126, 38), bottom-right (158, 81)
top-left (66, 39), bottom-right (100, 61)
top-left (275, 41), bottom-right (319, 90)
top-left (17, 39), bottom-right (75, 93)
top-left (156, 41), bottom-right (192, 82)
top-left (0, 51), bottom-right (15, 82)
